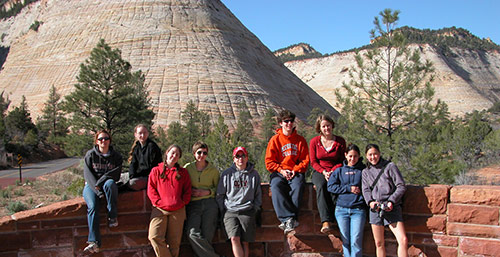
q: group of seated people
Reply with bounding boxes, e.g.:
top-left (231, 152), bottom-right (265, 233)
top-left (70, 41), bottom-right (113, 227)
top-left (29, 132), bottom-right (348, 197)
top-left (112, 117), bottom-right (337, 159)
top-left (82, 110), bottom-right (408, 257)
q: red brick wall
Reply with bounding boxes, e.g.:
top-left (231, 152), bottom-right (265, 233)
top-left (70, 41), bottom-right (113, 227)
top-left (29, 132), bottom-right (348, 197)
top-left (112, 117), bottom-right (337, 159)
top-left (0, 184), bottom-right (499, 256)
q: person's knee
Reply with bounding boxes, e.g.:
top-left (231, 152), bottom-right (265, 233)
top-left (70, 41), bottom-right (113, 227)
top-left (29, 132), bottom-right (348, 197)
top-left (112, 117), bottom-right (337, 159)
top-left (230, 236), bottom-right (241, 244)
top-left (399, 234), bottom-right (408, 246)
top-left (374, 239), bottom-right (385, 248)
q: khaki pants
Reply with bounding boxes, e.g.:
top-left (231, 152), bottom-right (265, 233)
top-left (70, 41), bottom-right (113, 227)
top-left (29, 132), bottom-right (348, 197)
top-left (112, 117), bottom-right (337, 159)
top-left (148, 206), bottom-right (186, 257)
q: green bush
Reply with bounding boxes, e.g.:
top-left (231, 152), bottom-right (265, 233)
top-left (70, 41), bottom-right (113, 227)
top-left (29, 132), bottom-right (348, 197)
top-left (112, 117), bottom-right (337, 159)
top-left (67, 177), bottom-right (85, 196)
top-left (7, 201), bottom-right (28, 214)
top-left (29, 20), bottom-right (42, 32)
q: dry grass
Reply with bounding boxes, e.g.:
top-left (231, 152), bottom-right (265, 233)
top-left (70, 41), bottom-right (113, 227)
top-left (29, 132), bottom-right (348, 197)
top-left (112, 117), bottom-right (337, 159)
top-left (0, 168), bottom-right (84, 217)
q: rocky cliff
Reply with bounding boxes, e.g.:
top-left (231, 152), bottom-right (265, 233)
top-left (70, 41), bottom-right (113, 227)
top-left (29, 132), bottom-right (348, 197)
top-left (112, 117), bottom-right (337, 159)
top-left (0, 0), bottom-right (337, 128)
top-left (282, 43), bottom-right (500, 116)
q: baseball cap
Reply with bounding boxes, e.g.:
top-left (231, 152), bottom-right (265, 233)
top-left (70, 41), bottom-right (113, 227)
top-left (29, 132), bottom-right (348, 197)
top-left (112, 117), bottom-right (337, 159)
top-left (232, 146), bottom-right (248, 157)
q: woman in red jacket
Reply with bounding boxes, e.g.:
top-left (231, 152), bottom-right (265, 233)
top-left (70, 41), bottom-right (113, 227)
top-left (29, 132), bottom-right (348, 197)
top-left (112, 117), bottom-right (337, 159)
top-left (147, 144), bottom-right (192, 257)
top-left (309, 115), bottom-right (346, 233)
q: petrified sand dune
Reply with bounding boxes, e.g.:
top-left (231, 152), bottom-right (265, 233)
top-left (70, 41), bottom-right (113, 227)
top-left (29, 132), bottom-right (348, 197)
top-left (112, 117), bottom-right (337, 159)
top-left (0, 0), bottom-right (337, 128)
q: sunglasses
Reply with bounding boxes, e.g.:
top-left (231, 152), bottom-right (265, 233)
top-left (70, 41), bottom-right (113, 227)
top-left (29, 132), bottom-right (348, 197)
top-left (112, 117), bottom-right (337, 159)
top-left (196, 151), bottom-right (208, 156)
top-left (234, 154), bottom-right (246, 159)
top-left (283, 119), bottom-right (295, 123)
top-left (97, 137), bottom-right (110, 141)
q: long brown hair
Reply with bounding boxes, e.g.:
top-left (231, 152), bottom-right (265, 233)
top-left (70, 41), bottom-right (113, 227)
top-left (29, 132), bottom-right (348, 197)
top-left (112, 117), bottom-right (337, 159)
top-left (94, 130), bottom-right (111, 144)
top-left (128, 124), bottom-right (149, 163)
top-left (162, 144), bottom-right (183, 180)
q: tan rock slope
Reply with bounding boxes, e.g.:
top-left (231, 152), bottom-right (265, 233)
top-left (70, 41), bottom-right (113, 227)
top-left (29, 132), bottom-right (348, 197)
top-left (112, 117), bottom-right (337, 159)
top-left (0, 0), bottom-right (336, 128)
top-left (284, 44), bottom-right (500, 116)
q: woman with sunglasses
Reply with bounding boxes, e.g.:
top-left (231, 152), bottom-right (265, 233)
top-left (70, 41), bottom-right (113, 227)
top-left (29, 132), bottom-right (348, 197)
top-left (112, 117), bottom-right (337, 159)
top-left (82, 130), bottom-right (123, 253)
top-left (183, 141), bottom-right (223, 257)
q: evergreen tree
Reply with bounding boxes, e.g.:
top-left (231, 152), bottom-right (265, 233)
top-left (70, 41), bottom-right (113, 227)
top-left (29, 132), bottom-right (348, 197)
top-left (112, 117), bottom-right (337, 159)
top-left (334, 9), bottom-right (453, 184)
top-left (335, 9), bottom-right (448, 155)
top-left (260, 108), bottom-right (276, 142)
top-left (0, 92), bottom-right (10, 147)
top-left (62, 39), bottom-right (154, 155)
top-left (5, 96), bottom-right (37, 155)
top-left (205, 115), bottom-right (232, 171)
top-left (37, 85), bottom-right (67, 144)
top-left (181, 100), bottom-right (202, 150)
top-left (232, 102), bottom-right (253, 146)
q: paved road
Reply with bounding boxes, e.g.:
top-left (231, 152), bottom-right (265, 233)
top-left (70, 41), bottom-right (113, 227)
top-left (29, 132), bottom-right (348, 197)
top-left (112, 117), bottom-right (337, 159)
top-left (0, 157), bottom-right (81, 188)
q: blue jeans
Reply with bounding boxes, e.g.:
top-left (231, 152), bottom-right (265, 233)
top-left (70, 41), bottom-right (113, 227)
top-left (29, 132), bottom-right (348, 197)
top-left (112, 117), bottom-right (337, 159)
top-left (270, 172), bottom-right (305, 223)
top-left (335, 206), bottom-right (366, 257)
top-left (83, 179), bottom-right (118, 246)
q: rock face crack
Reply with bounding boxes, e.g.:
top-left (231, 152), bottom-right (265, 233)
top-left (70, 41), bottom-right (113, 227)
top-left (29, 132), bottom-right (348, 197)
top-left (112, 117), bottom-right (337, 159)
top-left (0, 0), bottom-right (336, 128)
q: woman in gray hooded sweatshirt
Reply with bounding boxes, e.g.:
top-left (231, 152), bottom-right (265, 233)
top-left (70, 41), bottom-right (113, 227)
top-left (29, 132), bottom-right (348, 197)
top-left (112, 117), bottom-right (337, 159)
top-left (361, 144), bottom-right (407, 257)
top-left (82, 130), bottom-right (123, 253)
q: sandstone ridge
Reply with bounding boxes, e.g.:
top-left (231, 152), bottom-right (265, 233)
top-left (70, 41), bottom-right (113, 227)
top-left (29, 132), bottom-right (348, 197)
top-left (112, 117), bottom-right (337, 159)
top-left (0, 0), bottom-right (337, 128)
top-left (282, 44), bottom-right (500, 116)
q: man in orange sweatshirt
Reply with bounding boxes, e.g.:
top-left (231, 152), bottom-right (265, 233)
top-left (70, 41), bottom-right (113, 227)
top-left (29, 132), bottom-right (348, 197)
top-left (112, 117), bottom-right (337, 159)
top-left (265, 110), bottom-right (310, 235)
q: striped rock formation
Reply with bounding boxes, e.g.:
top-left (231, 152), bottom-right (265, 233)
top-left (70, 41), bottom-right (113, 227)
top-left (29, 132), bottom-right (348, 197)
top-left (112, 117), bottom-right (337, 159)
top-left (0, 0), bottom-right (336, 128)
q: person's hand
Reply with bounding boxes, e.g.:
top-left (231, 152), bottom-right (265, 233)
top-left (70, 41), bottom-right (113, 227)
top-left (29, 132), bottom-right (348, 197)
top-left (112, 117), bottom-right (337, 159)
top-left (192, 188), bottom-right (209, 197)
top-left (280, 169), bottom-right (295, 180)
top-left (370, 201), bottom-right (379, 210)
top-left (350, 186), bottom-right (361, 194)
top-left (386, 201), bottom-right (394, 211)
top-left (323, 170), bottom-right (332, 181)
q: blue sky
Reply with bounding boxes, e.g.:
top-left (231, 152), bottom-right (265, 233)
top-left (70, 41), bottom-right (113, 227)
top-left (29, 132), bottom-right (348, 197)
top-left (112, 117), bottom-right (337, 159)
top-left (221, 0), bottom-right (499, 54)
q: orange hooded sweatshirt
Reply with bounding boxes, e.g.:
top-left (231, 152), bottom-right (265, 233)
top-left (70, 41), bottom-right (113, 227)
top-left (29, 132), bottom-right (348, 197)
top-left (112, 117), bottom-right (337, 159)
top-left (265, 128), bottom-right (310, 173)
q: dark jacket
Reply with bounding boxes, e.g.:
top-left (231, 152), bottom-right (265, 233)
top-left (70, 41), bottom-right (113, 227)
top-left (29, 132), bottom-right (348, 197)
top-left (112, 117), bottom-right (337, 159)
top-left (327, 158), bottom-right (366, 208)
top-left (128, 138), bottom-right (162, 179)
top-left (361, 158), bottom-right (406, 206)
top-left (83, 145), bottom-right (123, 196)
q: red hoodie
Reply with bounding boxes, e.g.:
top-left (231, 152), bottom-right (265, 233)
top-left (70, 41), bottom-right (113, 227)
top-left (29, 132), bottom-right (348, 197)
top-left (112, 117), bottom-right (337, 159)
top-left (265, 128), bottom-right (310, 173)
top-left (147, 162), bottom-right (192, 211)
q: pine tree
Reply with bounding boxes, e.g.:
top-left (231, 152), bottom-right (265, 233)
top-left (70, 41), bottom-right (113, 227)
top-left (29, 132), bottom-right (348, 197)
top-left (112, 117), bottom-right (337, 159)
top-left (37, 85), bottom-right (67, 144)
top-left (334, 9), bottom-right (454, 184)
top-left (232, 102), bottom-right (253, 146)
top-left (335, 9), bottom-right (447, 155)
top-left (63, 39), bottom-right (154, 155)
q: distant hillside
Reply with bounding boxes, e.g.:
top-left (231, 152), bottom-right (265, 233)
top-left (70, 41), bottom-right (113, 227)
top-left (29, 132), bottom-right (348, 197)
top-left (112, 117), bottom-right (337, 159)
top-left (281, 27), bottom-right (500, 117)
top-left (274, 43), bottom-right (324, 62)
top-left (275, 27), bottom-right (500, 62)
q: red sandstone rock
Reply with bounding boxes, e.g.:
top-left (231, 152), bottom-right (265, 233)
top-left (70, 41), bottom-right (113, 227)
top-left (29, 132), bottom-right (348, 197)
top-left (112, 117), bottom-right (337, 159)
top-left (448, 203), bottom-right (499, 225)
top-left (448, 222), bottom-right (500, 238)
top-left (403, 185), bottom-right (449, 214)
top-left (450, 186), bottom-right (500, 206)
top-left (460, 237), bottom-right (500, 256)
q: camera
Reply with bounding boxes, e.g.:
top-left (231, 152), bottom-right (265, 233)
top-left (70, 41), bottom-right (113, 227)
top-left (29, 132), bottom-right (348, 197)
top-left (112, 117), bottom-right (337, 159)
top-left (371, 201), bottom-right (390, 218)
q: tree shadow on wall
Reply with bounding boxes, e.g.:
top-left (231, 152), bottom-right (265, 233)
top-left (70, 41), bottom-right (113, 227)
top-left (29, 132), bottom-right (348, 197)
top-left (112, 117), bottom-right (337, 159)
top-left (401, 185), bottom-right (447, 256)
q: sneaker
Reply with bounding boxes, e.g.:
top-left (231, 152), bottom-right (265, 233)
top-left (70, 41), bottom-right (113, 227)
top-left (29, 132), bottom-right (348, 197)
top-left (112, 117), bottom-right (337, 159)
top-left (320, 221), bottom-right (333, 234)
top-left (108, 218), bottom-right (118, 227)
top-left (83, 242), bottom-right (99, 253)
top-left (284, 218), bottom-right (298, 235)
top-left (278, 222), bottom-right (286, 231)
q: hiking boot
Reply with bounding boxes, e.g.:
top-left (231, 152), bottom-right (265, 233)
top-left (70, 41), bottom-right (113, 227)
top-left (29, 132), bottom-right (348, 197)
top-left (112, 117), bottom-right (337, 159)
top-left (108, 217), bottom-right (118, 228)
top-left (83, 241), bottom-right (99, 253)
